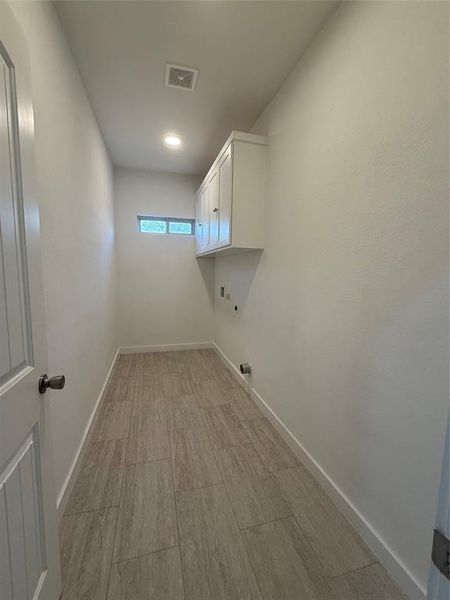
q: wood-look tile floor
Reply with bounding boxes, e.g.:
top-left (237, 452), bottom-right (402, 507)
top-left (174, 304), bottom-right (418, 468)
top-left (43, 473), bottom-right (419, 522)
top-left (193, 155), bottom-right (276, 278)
top-left (60, 350), bottom-right (407, 600)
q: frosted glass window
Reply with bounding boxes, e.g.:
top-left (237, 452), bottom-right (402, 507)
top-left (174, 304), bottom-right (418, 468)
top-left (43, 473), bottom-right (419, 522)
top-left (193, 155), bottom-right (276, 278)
top-left (138, 216), bottom-right (194, 236)
top-left (139, 219), bottom-right (167, 234)
top-left (168, 221), bottom-right (192, 235)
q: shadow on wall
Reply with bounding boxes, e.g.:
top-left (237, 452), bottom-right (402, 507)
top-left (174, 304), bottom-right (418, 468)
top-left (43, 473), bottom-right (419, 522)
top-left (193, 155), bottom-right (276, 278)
top-left (196, 256), bottom-right (215, 307)
top-left (214, 250), bottom-right (264, 311)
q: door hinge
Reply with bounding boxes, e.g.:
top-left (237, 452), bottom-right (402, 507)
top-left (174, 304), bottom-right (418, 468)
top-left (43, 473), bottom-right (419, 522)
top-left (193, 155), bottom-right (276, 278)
top-left (432, 529), bottom-right (450, 580)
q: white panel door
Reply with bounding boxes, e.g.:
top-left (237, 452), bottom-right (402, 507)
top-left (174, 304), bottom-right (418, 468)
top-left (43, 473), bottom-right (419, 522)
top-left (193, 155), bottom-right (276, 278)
top-left (208, 169), bottom-right (219, 249)
top-left (0, 4), bottom-right (61, 600)
top-left (217, 143), bottom-right (232, 248)
top-left (428, 410), bottom-right (450, 599)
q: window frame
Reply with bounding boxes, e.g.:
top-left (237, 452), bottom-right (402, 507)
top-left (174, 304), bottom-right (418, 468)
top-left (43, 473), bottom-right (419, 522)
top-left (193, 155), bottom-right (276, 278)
top-left (137, 215), bottom-right (195, 236)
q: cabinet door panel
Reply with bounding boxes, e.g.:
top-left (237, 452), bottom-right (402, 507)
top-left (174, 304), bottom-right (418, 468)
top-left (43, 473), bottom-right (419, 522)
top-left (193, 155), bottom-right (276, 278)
top-left (208, 170), bottom-right (219, 248)
top-left (218, 145), bottom-right (232, 247)
top-left (195, 193), bottom-right (203, 253)
top-left (202, 185), bottom-right (210, 251)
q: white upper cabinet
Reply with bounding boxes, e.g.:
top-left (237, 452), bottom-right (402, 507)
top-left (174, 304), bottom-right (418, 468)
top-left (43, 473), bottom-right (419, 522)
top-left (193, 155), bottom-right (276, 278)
top-left (195, 131), bottom-right (267, 257)
top-left (195, 184), bottom-right (210, 254)
top-left (217, 144), bottom-right (232, 247)
top-left (195, 193), bottom-right (204, 252)
top-left (208, 169), bottom-right (220, 249)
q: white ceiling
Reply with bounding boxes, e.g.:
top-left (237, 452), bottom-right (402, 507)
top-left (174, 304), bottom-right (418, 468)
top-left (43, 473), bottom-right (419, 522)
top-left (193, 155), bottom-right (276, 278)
top-left (55, 1), bottom-right (339, 175)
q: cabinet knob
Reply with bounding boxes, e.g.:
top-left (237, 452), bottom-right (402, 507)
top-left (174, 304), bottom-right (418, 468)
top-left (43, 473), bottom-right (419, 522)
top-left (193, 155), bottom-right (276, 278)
top-left (213, 207), bottom-right (219, 213)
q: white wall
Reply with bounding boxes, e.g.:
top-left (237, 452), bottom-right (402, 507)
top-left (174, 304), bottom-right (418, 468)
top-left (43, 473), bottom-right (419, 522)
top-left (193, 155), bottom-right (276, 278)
top-left (10, 2), bottom-right (117, 504)
top-left (114, 168), bottom-right (214, 348)
top-left (214, 1), bottom-right (449, 597)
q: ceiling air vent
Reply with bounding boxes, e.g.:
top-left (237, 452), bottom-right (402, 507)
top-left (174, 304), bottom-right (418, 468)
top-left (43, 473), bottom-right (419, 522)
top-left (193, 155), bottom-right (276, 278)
top-left (165, 63), bottom-right (198, 91)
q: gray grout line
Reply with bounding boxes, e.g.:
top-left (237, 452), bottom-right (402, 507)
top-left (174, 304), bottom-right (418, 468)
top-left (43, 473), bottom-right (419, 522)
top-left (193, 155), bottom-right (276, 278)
top-left (124, 455), bottom-right (172, 466)
top-left (111, 544), bottom-right (180, 566)
top-left (104, 503), bottom-right (120, 600)
top-left (330, 560), bottom-right (380, 581)
top-left (168, 426), bottom-right (187, 600)
top-left (62, 504), bottom-right (120, 519)
top-left (176, 481), bottom-right (224, 494)
top-left (238, 514), bottom-right (295, 533)
top-left (219, 452), bottom-right (266, 600)
top-left (104, 358), bottom-right (137, 600)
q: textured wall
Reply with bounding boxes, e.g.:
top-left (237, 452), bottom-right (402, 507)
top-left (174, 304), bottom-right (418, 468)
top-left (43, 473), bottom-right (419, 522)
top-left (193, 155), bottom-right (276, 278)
top-left (214, 2), bottom-right (449, 595)
top-left (11, 1), bottom-right (117, 502)
top-left (115, 167), bottom-right (214, 348)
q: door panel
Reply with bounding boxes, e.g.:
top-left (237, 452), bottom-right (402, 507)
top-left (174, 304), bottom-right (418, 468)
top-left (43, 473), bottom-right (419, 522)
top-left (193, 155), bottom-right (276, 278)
top-left (0, 54), bottom-right (32, 383)
top-left (201, 185), bottom-right (210, 251)
top-left (1, 430), bottom-right (45, 599)
top-left (208, 170), bottom-right (219, 248)
top-left (428, 411), bottom-right (450, 599)
top-left (218, 144), bottom-right (232, 247)
top-left (195, 192), bottom-right (203, 253)
top-left (0, 3), bottom-right (61, 599)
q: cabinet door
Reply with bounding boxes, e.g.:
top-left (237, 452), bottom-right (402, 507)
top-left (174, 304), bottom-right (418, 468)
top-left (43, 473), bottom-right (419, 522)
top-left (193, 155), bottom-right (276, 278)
top-left (218, 144), bottom-right (232, 247)
top-left (195, 192), bottom-right (203, 253)
top-left (201, 185), bottom-right (210, 251)
top-left (208, 169), bottom-right (220, 248)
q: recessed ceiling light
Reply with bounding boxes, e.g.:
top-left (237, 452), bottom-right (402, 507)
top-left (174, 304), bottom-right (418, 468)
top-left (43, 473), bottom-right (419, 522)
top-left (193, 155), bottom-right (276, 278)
top-left (164, 134), bottom-right (182, 148)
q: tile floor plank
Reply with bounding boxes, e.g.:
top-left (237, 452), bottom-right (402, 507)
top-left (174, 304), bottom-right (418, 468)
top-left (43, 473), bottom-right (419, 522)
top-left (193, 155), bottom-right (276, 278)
top-left (176, 484), bottom-right (262, 600)
top-left (171, 425), bottom-right (222, 491)
top-left (201, 404), bottom-right (250, 449)
top-left (215, 444), bottom-right (292, 528)
top-left (64, 440), bottom-right (126, 515)
top-left (108, 547), bottom-right (185, 600)
top-left (182, 351), bottom-right (211, 383)
top-left (127, 413), bottom-right (170, 464)
top-left (168, 394), bottom-right (204, 432)
top-left (133, 383), bottom-right (166, 416)
top-left (333, 563), bottom-right (407, 600)
top-left (211, 365), bottom-right (242, 391)
top-left (191, 378), bottom-right (228, 407)
top-left (132, 353), bottom-right (151, 367)
top-left (60, 508), bottom-right (117, 600)
top-left (115, 355), bottom-right (136, 378)
top-left (197, 351), bottom-right (239, 389)
top-left (227, 387), bottom-right (260, 420)
top-left (243, 516), bottom-right (334, 600)
top-left (274, 466), bottom-right (373, 577)
top-left (242, 418), bottom-right (299, 471)
top-left (104, 377), bottom-right (136, 404)
top-left (92, 401), bottom-right (132, 441)
top-left (141, 374), bottom-right (164, 394)
top-left (163, 372), bottom-right (192, 398)
top-left (154, 351), bottom-right (186, 375)
top-left (114, 460), bottom-right (178, 562)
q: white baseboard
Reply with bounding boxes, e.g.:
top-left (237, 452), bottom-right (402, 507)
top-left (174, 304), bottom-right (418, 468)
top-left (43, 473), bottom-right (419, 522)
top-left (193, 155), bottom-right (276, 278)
top-left (120, 342), bottom-right (214, 354)
top-left (212, 342), bottom-right (426, 600)
top-left (56, 347), bottom-right (120, 517)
